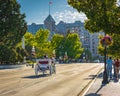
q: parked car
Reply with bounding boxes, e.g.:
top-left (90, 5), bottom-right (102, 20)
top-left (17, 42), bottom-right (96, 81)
top-left (93, 60), bottom-right (100, 63)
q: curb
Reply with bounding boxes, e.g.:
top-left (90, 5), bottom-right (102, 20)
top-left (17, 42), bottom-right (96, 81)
top-left (77, 67), bottom-right (103, 96)
top-left (0, 64), bottom-right (26, 69)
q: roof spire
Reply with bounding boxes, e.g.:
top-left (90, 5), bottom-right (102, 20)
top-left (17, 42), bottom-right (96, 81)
top-left (49, 1), bottom-right (52, 15)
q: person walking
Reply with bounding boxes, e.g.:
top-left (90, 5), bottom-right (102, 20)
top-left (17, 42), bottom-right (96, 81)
top-left (113, 59), bottom-right (117, 78)
top-left (114, 59), bottom-right (120, 81)
top-left (106, 57), bottom-right (113, 80)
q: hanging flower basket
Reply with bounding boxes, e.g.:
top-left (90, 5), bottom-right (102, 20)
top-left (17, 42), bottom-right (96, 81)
top-left (100, 35), bottom-right (112, 46)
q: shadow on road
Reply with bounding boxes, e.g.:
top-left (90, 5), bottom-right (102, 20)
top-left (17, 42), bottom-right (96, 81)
top-left (83, 71), bottom-right (103, 80)
top-left (83, 72), bottom-right (106, 95)
top-left (85, 93), bottom-right (101, 96)
top-left (22, 74), bottom-right (50, 79)
top-left (84, 75), bottom-right (97, 80)
top-left (84, 72), bottom-right (103, 80)
top-left (97, 72), bottom-right (103, 78)
top-left (85, 84), bottom-right (105, 96)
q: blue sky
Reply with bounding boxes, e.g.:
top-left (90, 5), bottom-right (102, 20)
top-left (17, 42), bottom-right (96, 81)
top-left (17, 0), bottom-right (87, 25)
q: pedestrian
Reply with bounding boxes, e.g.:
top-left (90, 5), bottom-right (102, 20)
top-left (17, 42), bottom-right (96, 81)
top-left (114, 59), bottom-right (120, 80)
top-left (113, 59), bottom-right (117, 78)
top-left (106, 57), bottom-right (113, 80)
top-left (43, 54), bottom-right (48, 59)
top-left (51, 56), bottom-right (56, 73)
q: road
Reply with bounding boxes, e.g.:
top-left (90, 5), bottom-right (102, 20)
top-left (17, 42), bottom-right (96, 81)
top-left (0, 63), bottom-right (103, 96)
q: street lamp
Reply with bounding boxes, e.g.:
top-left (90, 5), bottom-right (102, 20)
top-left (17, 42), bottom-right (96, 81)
top-left (31, 46), bottom-right (35, 56)
top-left (65, 51), bottom-right (67, 56)
top-left (100, 35), bottom-right (112, 84)
top-left (22, 36), bottom-right (26, 63)
top-left (65, 51), bottom-right (68, 59)
top-left (64, 51), bottom-right (68, 63)
top-left (102, 45), bottom-right (108, 84)
top-left (31, 46), bottom-right (36, 68)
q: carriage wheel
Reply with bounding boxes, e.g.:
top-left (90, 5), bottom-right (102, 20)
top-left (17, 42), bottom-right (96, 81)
top-left (35, 64), bottom-right (39, 76)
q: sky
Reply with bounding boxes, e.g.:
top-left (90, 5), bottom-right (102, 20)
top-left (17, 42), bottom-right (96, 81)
top-left (17, 0), bottom-right (87, 25)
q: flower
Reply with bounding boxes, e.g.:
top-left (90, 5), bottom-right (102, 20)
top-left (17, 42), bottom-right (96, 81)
top-left (100, 35), bottom-right (112, 46)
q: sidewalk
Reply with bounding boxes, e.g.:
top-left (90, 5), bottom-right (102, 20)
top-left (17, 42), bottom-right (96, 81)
top-left (84, 70), bottom-right (120, 96)
top-left (0, 64), bottom-right (32, 70)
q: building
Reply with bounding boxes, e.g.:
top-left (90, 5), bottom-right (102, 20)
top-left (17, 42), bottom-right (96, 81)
top-left (90, 32), bottom-right (104, 59)
top-left (28, 23), bottom-right (46, 34)
top-left (27, 14), bottom-right (102, 59)
top-left (56, 21), bottom-right (91, 52)
top-left (28, 14), bottom-right (56, 40)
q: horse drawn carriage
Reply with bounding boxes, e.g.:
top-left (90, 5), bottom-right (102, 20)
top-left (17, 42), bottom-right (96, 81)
top-left (35, 59), bottom-right (56, 76)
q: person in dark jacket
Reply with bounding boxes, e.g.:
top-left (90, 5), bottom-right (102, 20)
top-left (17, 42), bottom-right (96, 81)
top-left (114, 59), bottom-right (120, 80)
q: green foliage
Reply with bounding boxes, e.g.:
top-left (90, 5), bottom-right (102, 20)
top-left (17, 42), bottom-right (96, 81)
top-left (98, 45), bottom-right (104, 56)
top-left (16, 47), bottom-right (28, 61)
top-left (51, 34), bottom-right (64, 49)
top-left (24, 32), bottom-right (35, 46)
top-left (35, 29), bottom-right (49, 47)
top-left (68, 0), bottom-right (120, 58)
top-left (25, 30), bottom-right (83, 59)
top-left (0, 0), bottom-right (27, 64)
top-left (51, 34), bottom-right (64, 58)
top-left (25, 29), bottom-right (52, 58)
top-left (98, 34), bottom-right (120, 57)
top-left (0, 0), bottom-right (27, 47)
top-left (107, 34), bottom-right (120, 57)
top-left (0, 44), bottom-right (17, 64)
top-left (65, 33), bottom-right (83, 59)
top-left (51, 33), bottom-right (83, 59)
top-left (68, 0), bottom-right (120, 34)
top-left (35, 29), bottom-right (52, 57)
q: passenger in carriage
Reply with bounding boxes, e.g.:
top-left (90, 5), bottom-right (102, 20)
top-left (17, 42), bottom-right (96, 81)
top-left (43, 54), bottom-right (48, 59)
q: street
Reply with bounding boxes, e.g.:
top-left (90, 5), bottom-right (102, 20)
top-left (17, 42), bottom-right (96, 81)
top-left (0, 63), bottom-right (103, 96)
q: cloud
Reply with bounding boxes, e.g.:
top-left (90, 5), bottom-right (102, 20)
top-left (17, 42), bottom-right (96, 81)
top-left (53, 10), bottom-right (87, 24)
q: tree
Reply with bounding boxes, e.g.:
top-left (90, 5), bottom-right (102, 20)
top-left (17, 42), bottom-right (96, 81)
top-left (0, 0), bottom-right (27, 47)
top-left (65, 33), bottom-right (83, 59)
top-left (51, 34), bottom-right (64, 58)
top-left (25, 29), bottom-right (51, 58)
top-left (68, 0), bottom-right (120, 34)
top-left (24, 32), bottom-right (35, 46)
top-left (68, 0), bottom-right (120, 84)
top-left (35, 29), bottom-right (50, 48)
top-left (35, 29), bottom-right (51, 57)
top-left (68, 0), bottom-right (120, 58)
top-left (108, 34), bottom-right (120, 57)
top-left (0, 0), bottom-right (27, 64)
top-left (24, 32), bottom-right (34, 58)
top-left (51, 33), bottom-right (83, 59)
top-left (0, 44), bottom-right (17, 64)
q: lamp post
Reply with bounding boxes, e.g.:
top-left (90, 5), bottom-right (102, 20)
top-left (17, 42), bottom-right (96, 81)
top-left (31, 46), bottom-right (36, 68)
top-left (101, 35), bottom-right (112, 84)
top-left (31, 46), bottom-right (35, 56)
top-left (22, 36), bottom-right (26, 63)
top-left (64, 51), bottom-right (68, 63)
top-left (102, 45), bottom-right (108, 84)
